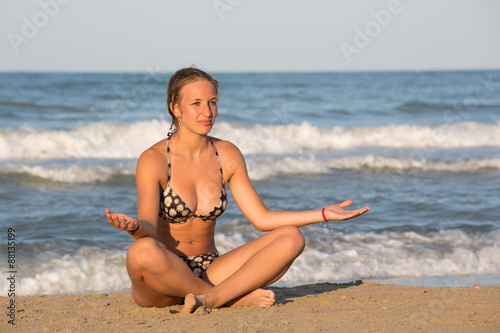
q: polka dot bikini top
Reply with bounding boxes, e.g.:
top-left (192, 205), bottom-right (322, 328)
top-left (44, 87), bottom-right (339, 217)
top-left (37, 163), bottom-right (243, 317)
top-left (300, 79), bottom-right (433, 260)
top-left (159, 138), bottom-right (227, 224)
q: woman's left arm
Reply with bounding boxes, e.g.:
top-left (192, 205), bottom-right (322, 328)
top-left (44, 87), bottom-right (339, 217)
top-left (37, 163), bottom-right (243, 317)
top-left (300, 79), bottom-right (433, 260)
top-left (222, 142), bottom-right (370, 232)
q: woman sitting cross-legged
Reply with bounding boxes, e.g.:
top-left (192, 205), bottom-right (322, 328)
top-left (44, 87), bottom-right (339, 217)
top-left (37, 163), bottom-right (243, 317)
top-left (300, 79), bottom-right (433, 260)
top-left (105, 67), bottom-right (370, 313)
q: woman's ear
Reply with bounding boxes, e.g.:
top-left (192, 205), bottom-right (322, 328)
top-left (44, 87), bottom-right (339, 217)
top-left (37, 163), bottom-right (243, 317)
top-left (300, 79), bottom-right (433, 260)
top-left (170, 102), bottom-right (181, 117)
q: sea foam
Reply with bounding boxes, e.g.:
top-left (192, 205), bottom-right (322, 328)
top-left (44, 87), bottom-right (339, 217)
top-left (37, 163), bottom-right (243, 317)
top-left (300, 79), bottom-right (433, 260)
top-left (0, 163), bottom-right (136, 183)
top-left (1, 155), bottom-right (497, 184)
top-left (1, 120), bottom-right (499, 160)
top-left (3, 227), bottom-right (499, 295)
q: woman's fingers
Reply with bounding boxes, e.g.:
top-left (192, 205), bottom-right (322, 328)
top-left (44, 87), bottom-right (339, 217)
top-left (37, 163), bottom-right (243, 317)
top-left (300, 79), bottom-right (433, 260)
top-left (338, 200), bottom-right (353, 208)
top-left (105, 208), bottom-right (116, 225)
top-left (349, 206), bottom-right (370, 218)
top-left (111, 215), bottom-right (120, 228)
top-left (353, 206), bottom-right (369, 214)
top-left (118, 216), bottom-right (130, 229)
top-left (109, 214), bottom-right (136, 231)
top-left (325, 202), bottom-right (370, 221)
top-left (105, 209), bottom-right (128, 230)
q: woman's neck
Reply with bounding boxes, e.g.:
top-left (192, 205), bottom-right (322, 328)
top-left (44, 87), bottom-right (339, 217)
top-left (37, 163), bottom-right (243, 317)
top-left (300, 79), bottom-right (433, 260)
top-left (169, 131), bottom-right (210, 157)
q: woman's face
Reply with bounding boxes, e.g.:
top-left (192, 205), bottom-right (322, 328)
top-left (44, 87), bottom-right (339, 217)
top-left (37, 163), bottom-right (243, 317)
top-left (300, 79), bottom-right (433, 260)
top-left (172, 80), bottom-right (218, 135)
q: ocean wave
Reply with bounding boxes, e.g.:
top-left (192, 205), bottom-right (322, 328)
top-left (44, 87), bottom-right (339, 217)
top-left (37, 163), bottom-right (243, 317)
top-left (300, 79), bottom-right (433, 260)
top-left (247, 155), bottom-right (500, 180)
top-left (283, 228), bottom-right (500, 286)
top-left (215, 121), bottom-right (500, 154)
top-left (1, 155), bottom-right (498, 184)
top-left (397, 100), bottom-right (452, 112)
top-left (395, 100), bottom-right (500, 113)
top-left (0, 120), bottom-right (167, 160)
top-left (0, 163), bottom-right (136, 183)
top-left (2, 227), bottom-right (498, 295)
top-left (1, 120), bottom-right (499, 160)
top-left (1, 247), bottom-right (130, 296)
top-left (0, 99), bottom-right (86, 113)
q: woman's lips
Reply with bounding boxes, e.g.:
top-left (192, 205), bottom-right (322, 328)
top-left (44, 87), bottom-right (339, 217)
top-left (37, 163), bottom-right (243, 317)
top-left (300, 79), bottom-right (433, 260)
top-left (199, 119), bottom-right (213, 126)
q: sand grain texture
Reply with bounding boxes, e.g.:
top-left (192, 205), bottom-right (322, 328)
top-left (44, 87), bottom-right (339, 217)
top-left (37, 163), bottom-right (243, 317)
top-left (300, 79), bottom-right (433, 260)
top-left (3, 282), bottom-right (499, 332)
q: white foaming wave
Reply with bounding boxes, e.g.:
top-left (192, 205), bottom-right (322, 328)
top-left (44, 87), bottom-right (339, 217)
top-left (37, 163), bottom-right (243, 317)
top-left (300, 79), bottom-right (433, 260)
top-left (246, 155), bottom-right (500, 180)
top-left (217, 225), bottom-right (500, 286)
top-left (282, 228), bottom-right (500, 286)
top-left (1, 154), bottom-right (497, 184)
top-left (1, 121), bottom-right (499, 160)
top-left (246, 156), bottom-right (330, 181)
top-left (3, 228), bottom-right (498, 295)
top-left (324, 155), bottom-right (500, 173)
top-left (0, 120), bottom-right (168, 160)
top-left (0, 247), bottom-right (130, 296)
top-left (212, 121), bottom-right (500, 154)
top-left (0, 163), bottom-right (136, 183)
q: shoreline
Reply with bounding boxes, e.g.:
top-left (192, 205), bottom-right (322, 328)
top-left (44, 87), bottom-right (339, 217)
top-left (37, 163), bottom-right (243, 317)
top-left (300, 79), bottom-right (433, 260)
top-left (2, 281), bottom-right (499, 332)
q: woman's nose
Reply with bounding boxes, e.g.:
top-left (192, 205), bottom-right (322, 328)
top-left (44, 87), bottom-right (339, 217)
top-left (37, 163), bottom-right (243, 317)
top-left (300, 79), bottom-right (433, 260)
top-left (203, 103), bottom-right (215, 117)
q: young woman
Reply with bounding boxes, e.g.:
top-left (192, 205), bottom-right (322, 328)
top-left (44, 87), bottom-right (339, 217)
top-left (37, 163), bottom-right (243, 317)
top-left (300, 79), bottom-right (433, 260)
top-left (105, 67), bottom-right (370, 313)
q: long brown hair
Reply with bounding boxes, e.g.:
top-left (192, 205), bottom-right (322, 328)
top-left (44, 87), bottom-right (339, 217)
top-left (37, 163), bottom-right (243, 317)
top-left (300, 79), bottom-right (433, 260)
top-left (166, 67), bottom-right (219, 136)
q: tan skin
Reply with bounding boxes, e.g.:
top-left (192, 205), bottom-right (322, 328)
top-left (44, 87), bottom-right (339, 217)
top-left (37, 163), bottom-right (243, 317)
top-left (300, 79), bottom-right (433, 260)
top-left (106, 80), bottom-right (370, 313)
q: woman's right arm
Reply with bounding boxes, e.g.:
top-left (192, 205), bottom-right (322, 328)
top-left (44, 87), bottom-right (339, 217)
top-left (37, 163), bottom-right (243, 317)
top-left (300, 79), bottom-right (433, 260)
top-left (106, 148), bottom-right (162, 239)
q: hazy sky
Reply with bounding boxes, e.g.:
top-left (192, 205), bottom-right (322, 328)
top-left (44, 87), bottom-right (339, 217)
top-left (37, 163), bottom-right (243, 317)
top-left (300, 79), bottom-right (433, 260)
top-left (1, 0), bottom-right (499, 72)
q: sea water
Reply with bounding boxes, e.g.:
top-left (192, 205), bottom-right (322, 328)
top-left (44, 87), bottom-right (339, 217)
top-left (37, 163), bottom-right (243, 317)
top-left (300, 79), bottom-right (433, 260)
top-left (0, 70), bottom-right (499, 295)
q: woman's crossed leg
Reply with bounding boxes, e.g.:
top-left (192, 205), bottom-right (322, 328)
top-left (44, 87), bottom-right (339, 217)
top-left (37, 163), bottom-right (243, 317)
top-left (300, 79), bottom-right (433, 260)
top-left (184, 225), bottom-right (305, 313)
top-left (126, 225), bottom-right (305, 311)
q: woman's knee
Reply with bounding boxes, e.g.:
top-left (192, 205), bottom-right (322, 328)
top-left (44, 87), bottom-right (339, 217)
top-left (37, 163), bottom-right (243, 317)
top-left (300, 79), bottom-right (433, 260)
top-left (276, 226), bottom-right (306, 254)
top-left (126, 237), bottom-right (165, 270)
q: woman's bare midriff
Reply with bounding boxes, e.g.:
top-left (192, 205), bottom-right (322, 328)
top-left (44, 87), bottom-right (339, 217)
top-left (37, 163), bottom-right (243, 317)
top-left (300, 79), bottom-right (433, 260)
top-left (156, 217), bottom-right (217, 257)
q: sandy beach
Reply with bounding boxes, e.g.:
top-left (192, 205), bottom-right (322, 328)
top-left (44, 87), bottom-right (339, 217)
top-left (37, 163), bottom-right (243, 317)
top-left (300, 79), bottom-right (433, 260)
top-left (3, 281), bottom-right (499, 332)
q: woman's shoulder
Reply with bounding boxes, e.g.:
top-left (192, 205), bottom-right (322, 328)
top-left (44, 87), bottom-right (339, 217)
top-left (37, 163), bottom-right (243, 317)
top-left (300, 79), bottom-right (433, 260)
top-left (209, 137), bottom-right (246, 178)
top-left (209, 137), bottom-right (242, 157)
top-left (138, 139), bottom-right (167, 166)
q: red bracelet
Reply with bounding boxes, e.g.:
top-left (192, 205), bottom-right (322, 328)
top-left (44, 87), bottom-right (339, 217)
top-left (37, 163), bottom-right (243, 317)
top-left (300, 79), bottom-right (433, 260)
top-left (321, 208), bottom-right (328, 222)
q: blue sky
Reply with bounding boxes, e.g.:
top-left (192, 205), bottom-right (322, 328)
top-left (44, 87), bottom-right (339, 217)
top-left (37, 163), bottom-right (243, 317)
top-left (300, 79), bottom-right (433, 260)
top-left (1, 0), bottom-right (499, 72)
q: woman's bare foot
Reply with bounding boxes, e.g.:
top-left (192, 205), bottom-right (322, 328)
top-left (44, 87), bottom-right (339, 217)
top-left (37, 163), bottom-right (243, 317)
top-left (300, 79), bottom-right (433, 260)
top-left (181, 294), bottom-right (205, 314)
top-left (230, 289), bottom-right (275, 308)
top-left (181, 289), bottom-right (275, 314)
